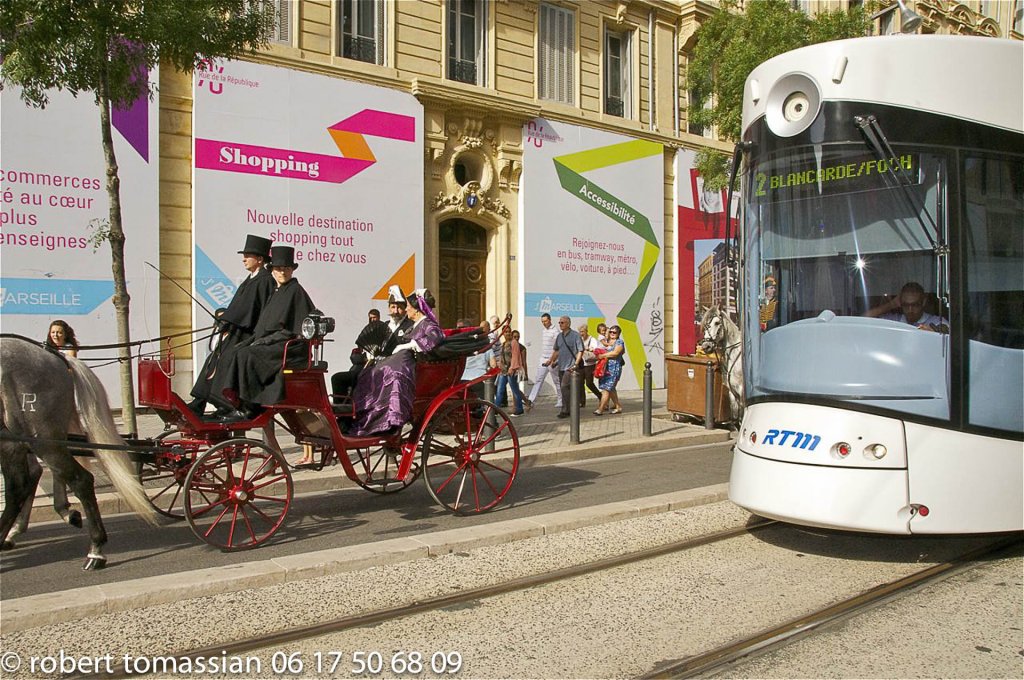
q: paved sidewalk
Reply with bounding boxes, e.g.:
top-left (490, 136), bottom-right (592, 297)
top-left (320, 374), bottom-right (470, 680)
top-left (18, 388), bottom-right (731, 521)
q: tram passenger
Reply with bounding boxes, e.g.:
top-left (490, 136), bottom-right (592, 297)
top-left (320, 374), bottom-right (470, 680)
top-left (759, 276), bottom-right (779, 332)
top-left (348, 288), bottom-right (444, 437)
top-left (211, 246), bottom-right (317, 421)
top-left (865, 281), bottom-right (948, 333)
top-left (188, 234), bottom-right (275, 416)
top-left (45, 320), bottom-right (80, 357)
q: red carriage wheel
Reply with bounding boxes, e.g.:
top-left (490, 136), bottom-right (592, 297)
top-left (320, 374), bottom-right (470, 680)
top-left (183, 438), bottom-right (293, 551)
top-left (346, 432), bottom-right (422, 494)
top-left (420, 399), bottom-right (519, 514)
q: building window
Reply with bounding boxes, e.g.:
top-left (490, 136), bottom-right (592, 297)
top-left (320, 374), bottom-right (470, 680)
top-left (687, 88), bottom-right (706, 136)
top-left (248, 0), bottom-right (292, 45)
top-left (1015, 0), bottom-right (1024, 33)
top-left (447, 0), bottom-right (486, 86)
top-left (878, 9), bottom-right (895, 35)
top-left (538, 3), bottom-right (575, 105)
top-left (604, 28), bottom-right (631, 118)
top-left (340, 0), bottom-right (384, 65)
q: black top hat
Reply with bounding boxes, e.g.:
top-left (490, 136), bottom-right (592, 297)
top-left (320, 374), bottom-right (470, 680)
top-left (238, 234), bottom-right (272, 257)
top-left (267, 245), bottom-right (299, 270)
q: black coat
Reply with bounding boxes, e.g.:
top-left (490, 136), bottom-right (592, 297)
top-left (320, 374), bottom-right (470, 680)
top-left (219, 266), bottom-right (276, 334)
top-left (209, 277), bottom-right (317, 407)
top-left (191, 267), bottom-right (275, 400)
top-left (380, 317), bottom-right (414, 358)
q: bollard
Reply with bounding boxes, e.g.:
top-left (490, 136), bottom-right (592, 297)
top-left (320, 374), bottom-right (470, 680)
top-left (569, 368), bottom-right (581, 444)
top-left (484, 375), bottom-right (496, 451)
top-left (642, 361), bottom-right (653, 436)
top-left (705, 360), bottom-right (715, 430)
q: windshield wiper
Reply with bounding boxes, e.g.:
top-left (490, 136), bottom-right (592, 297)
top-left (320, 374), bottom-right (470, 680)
top-left (854, 115), bottom-right (944, 254)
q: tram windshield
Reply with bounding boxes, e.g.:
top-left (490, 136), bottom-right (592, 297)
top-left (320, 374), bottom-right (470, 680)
top-left (745, 140), bottom-right (1024, 431)
top-left (744, 143), bottom-right (952, 420)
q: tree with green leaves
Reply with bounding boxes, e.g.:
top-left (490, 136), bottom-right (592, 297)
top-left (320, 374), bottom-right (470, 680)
top-left (687, 0), bottom-right (870, 190)
top-left (1, 0), bottom-right (276, 432)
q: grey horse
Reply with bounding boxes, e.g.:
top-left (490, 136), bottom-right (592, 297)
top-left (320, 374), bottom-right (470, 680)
top-left (0, 337), bottom-right (157, 569)
top-left (699, 305), bottom-right (744, 424)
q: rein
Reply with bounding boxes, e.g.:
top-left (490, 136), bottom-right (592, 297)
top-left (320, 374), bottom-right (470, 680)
top-left (1, 327), bottom-right (214, 352)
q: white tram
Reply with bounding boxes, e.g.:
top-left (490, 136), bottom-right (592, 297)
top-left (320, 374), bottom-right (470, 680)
top-left (728, 36), bottom-right (1023, 534)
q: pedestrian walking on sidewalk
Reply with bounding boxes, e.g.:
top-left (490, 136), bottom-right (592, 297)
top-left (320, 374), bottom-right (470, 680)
top-left (595, 325), bottom-right (625, 415)
top-left (578, 324), bottom-right (602, 404)
top-left (495, 327), bottom-right (527, 416)
top-left (548, 316), bottom-right (585, 419)
top-left (526, 312), bottom-right (562, 410)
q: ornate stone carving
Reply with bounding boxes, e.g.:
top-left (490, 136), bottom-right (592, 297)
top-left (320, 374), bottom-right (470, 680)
top-left (498, 158), bottom-right (523, 192)
top-left (426, 147), bottom-right (446, 180)
top-left (615, 1), bottom-right (629, 25)
top-left (430, 181), bottom-right (510, 219)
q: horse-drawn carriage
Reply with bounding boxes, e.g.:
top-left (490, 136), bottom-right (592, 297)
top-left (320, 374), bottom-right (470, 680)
top-left (0, 317), bottom-right (519, 567)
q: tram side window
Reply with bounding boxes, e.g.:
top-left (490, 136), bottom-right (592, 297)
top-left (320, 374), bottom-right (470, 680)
top-left (964, 156), bottom-right (1024, 349)
top-left (964, 155), bottom-right (1024, 433)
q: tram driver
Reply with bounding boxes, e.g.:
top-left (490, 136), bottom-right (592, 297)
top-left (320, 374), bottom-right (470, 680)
top-left (865, 281), bottom-right (949, 333)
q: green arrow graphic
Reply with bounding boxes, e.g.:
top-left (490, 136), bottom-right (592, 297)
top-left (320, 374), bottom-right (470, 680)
top-left (553, 138), bottom-right (662, 378)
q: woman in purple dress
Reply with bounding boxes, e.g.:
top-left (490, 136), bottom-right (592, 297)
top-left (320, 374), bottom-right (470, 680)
top-left (349, 288), bottom-right (445, 437)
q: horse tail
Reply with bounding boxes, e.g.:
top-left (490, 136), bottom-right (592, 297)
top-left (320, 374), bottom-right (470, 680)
top-left (66, 358), bottom-right (158, 526)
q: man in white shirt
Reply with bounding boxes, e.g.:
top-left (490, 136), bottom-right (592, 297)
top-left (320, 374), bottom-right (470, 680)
top-left (526, 312), bottom-right (562, 410)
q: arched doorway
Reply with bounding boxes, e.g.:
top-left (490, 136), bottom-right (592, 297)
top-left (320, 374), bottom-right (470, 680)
top-left (438, 219), bottom-right (487, 328)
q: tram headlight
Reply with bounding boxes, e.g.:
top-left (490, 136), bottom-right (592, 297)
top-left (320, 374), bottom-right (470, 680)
top-left (782, 91), bottom-right (811, 122)
top-left (866, 443), bottom-right (888, 460)
top-left (765, 73), bottom-right (822, 138)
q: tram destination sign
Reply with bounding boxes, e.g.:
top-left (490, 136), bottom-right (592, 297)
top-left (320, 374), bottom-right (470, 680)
top-left (754, 153), bottom-right (920, 202)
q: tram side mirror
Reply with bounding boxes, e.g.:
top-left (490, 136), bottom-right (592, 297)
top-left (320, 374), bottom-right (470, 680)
top-left (301, 310), bottom-right (335, 340)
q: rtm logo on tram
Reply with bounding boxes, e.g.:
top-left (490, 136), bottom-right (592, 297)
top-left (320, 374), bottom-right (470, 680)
top-left (763, 429), bottom-right (821, 451)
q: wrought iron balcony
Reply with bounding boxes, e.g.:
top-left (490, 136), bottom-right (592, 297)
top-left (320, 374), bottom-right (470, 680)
top-left (343, 35), bottom-right (378, 64)
top-left (448, 58), bottom-right (477, 85)
top-left (605, 96), bottom-right (624, 117)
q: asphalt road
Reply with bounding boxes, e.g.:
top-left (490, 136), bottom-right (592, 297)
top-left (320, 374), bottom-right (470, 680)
top-left (0, 441), bottom-right (732, 601)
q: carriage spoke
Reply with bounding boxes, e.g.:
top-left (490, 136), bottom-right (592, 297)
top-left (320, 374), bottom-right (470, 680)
top-left (431, 458), bottom-right (470, 494)
top-left (452, 468), bottom-right (469, 510)
top-left (226, 505), bottom-right (240, 548)
top-left (201, 504), bottom-right (233, 537)
top-left (238, 506), bottom-right (258, 545)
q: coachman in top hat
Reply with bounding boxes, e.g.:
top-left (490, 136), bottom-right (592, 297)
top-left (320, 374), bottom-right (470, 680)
top-left (188, 234), bottom-right (276, 415)
top-left (209, 245), bottom-right (318, 421)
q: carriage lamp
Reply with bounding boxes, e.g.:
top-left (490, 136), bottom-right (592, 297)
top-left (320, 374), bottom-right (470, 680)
top-left (301, 311), bottom-right (335, 340)
top-left (865, 443), bottom-right (888, 460)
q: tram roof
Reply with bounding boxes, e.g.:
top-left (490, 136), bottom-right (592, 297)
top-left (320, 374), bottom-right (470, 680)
top-left (742, 35), bottom-right (1024, 137)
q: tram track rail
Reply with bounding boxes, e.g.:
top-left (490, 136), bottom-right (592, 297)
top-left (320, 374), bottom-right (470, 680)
top-left (76, 520), bottom-right (777, 680)
top-left (642, 534), bottom-right (1024, 679)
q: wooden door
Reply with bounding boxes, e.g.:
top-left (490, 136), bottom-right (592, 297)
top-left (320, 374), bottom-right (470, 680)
top-left (438, 219), bottom-right (487, 329)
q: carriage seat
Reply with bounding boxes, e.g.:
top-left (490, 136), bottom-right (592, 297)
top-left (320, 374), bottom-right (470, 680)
top-left (419, 326), bottom-right (491, 362)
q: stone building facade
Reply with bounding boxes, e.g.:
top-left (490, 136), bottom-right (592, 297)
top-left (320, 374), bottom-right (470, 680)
top-left (157, 0), bottom-right (1021, 375)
